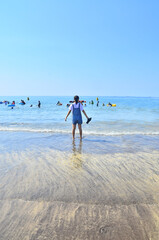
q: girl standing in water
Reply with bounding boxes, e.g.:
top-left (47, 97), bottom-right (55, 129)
top-left (65, 95), bottom-right (91, 139)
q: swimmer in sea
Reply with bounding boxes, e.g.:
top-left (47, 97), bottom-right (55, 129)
top-left (65, 95), bottom-right (92, 139)
top-left (21, 100), bottom-right (26, 104)
top-left (56, 101), bottom-right (62, 106)
top-left (38, 101), bottom-right (41, 108)
top-left (108, 102), bottom-right (112, 106)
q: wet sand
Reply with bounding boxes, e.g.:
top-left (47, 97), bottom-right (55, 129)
top-left (0, 134), bottom-right (159, 239)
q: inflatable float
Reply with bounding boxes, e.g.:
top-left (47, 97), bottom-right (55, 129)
top-left (107, 104), bottom-right (116, 107)
top-left (8, 104), bottom-right (15, 107)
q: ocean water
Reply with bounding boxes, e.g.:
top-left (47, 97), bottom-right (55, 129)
top-left (0, 96), bottom-right (159, 155)
top-left (0, 96), bottom-right (159, 136)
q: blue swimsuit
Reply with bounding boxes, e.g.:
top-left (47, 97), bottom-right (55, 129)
top-left (72, 103), bottom-right (82, 125)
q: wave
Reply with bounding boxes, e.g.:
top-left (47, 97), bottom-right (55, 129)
top-left (0, 127), bottom-right (159, 136)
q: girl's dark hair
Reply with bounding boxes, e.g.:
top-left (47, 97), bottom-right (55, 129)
top-left (74, 95), bottom-right (79, 104)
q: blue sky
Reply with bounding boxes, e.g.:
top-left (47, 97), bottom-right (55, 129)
top-left (0, 0), bottom-right (158, 96)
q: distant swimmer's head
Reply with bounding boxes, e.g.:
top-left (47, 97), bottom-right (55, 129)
top-left (74, 95), bottom-right (79, 104)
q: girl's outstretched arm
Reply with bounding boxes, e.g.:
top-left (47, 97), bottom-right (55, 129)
top-left (82, 110), bottom-right (89, 120)
top-left (65, 110), bottom-right (71, 121)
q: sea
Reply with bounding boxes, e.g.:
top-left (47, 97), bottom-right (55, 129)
top-left (0, 96), bottom-right (159, 154)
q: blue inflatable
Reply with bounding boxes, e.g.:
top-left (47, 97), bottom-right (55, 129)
top-left (19, 102), bottom-right (25, 105)
top-left (8, 104), bottom-right (15, 107)
top-left (0, 102), bottom-right (3, 104)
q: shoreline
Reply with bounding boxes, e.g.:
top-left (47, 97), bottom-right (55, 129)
top-left (0, 130), bottom-right (159, 153)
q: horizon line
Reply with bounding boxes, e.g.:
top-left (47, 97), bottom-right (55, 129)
top-left (0, 95), bottom-right (158, 98)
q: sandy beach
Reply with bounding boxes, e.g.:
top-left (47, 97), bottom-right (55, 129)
top-left (0, 132), bottom-right (159, 240)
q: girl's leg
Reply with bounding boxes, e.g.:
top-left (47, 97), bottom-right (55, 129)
top-left (72, 124), bottom-right (76, 139)
top-left (78, 124), bottom-right (82, 139)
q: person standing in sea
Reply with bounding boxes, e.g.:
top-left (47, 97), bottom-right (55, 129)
top-left (38, 101), bottom-right (41, 108)
top-left (65, 95), bottom-right (91, 139)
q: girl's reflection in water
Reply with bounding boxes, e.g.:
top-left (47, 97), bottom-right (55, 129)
top-left (71, 139), bottom-right (83, 169)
